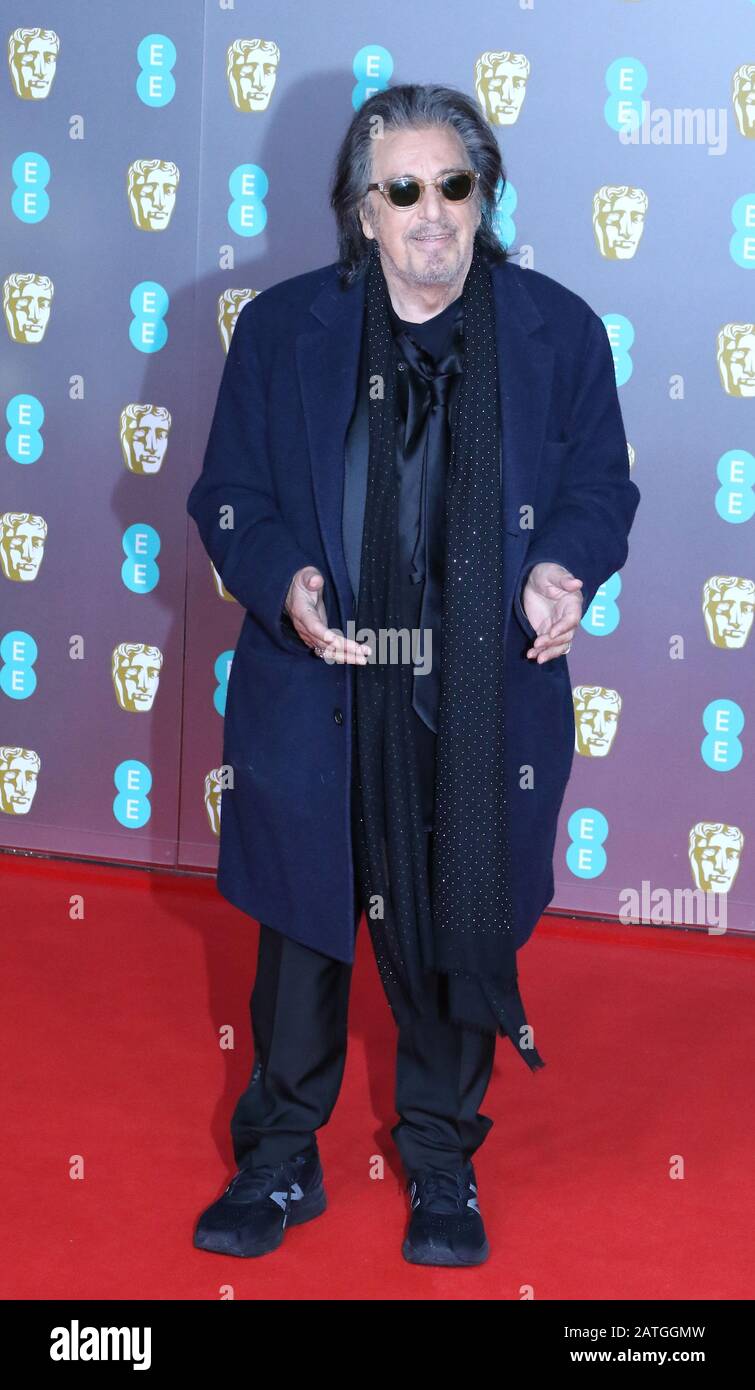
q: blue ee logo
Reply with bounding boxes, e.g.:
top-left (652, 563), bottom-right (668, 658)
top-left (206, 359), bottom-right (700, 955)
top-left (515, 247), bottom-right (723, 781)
top-left (214, 651), bottom-right (234, 717)
top-left (228, 165), bottom-right (268, 237)
top-left (114, 761), bottom-right (152, 828)
top-left (566, 807), bottom-right (608, 879)
top-left (6, 394), bottom-right (44, 464)
top-left (0, 631), bottom-right (38, 699)
top-left (716, 449), bottom-right (755, 523)
top-left (12, 152), bottom-right (50, 223)
top-left (130, 282), bottom-right (169, 352)
top-left (701, 700), bottom-right (744, 772)
top-left (730, 194), bottom-right (755, 268)
top-left (604, 56), bottom-right (648, 133)
top-left (122, 524), bottom-right (160, 593)
top-left (582, 573), bottom-right (622, 636)
top-left (492, 178), bottom-right (517, 250)
top-left (352, 45), bottom-right (393, 109)
top-left (136, 34), bottom-right (176, 106)
top-left (602, 314), bottom-right (633, 387)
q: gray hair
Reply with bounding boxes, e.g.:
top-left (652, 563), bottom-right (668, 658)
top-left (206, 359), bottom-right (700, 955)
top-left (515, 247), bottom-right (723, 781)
top-left (329, 82), bottom-right (509, 286)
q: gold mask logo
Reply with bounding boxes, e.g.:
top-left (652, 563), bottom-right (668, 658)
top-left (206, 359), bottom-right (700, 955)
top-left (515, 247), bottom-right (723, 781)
top-left (688, 822), bottom-right (743, 893)
top-left (8, 27), bottom-right (59, 100)
top-left (217, 289), bottom-right (257, 353)
top-left (573, 685), bottom-right (622, 758)
top-left (120, 405), bottom-right (172, 475)
top-left (732, 64), bottom-right (755, 139)
top-left (702, 576), bottom-right (754, 649)
top-left (592, 186), bottom-right (648, 260)
top-left (112, 644), bottom-right (164, 714)
top-left (3, 274), bottom-right (54, 344)
top-left (204, 769), bottom-right (227, 836)
top-left (475, 50), bottom-right (530, 125)
top-left (717, 323), bottom-right (755, 396)
top-left (0, 512), bottom-right (47, 581)
top-left (226, 39), bottom-right (280, 112)
top-left (0, 747), bottom-right (40, 815)
top-left (127, 160), bottom-right (180, 231)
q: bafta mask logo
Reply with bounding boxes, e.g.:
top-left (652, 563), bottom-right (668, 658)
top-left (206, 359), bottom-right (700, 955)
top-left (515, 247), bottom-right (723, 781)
top-left (475, 51), bottom-right (530, 125)
top-left (717, 323), bottom-right (755, 396)
top-left (8, 27), bottom-right (59, 100)
top-left (0, 512), bottom-right (47, 582)
top-left (702, 575), bottom-right (755, 649)
top-left (204, 769), bottom-right (225, 835)
top-left (127, 159), bottom-right (180, 231)
top-left (226, 39), bottom-right (280, 112)
top-left (732, 64), bottom-right (755, 139)
top-left (573, 685), bottom-right (622, 757)
top-left (592, 185), bottom-right (648, 260)
top-left (112, 643), bottom-right (164, 713)
top-left (0, 746), bottom-right (40, 814)
top-left (217, 289), bottom-right (257, 353)
top-left (3, 273), bottom-right (54, 344)
top-left (120, 404), bottom-right (172, 475)
top-left (211, 562), bottom-right (237, 601)
top-left (688, 822), bottom-right (743, 894)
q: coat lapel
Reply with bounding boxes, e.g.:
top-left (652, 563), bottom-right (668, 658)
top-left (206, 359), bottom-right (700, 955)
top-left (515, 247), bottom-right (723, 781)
top-left (295, 258), bottom-right (555, 641)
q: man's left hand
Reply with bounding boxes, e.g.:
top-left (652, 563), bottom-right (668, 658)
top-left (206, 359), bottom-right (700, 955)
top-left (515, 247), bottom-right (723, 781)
top-left (522, 562), bottom-right (584, 663)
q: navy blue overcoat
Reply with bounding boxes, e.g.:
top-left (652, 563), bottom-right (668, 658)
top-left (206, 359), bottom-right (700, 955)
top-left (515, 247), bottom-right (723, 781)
top-left (187, 257), bottom-right (640, 964)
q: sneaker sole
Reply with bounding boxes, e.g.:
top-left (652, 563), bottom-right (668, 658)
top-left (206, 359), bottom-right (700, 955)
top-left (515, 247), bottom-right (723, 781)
top-left (401, 1235), bottom-right (490, 1267)
top-left (193, 1188), bottom-right (327, 1258)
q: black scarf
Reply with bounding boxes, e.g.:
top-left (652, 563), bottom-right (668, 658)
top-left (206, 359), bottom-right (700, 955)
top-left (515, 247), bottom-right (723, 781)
top-left (352, 238), bottom-right (545, 1074)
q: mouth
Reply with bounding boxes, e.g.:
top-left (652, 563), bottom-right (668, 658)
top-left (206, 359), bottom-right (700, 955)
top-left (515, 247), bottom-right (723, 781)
top-left (414, 233), bottom-right (454, 244)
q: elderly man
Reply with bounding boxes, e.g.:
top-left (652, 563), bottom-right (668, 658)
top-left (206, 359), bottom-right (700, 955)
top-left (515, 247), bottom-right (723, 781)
top-left (187, 83), bottom-right (640, 1267)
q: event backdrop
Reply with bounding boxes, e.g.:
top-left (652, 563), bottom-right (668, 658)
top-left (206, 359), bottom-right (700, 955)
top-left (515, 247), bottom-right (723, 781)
top-left (2, 1), bottom-right (753, 936)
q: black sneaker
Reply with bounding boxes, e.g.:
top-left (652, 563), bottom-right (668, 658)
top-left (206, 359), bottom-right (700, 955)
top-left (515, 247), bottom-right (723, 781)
top-left (193, 1145), bottom-right (326, 1258)
top-left (402, 1161), bottom-right (489, 1266)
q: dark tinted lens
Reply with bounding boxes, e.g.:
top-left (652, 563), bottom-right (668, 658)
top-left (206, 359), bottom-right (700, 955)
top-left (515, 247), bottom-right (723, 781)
top-left (441, 172), bottom-right (474, 201)
top-left (387, 178), bottom-right (422, 207)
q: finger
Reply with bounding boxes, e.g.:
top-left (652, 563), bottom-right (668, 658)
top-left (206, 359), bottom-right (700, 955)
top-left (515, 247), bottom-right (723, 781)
top-left (528, 639), bottom-right (572, 663)
top-left (533, 619), bottom-right (578, 645)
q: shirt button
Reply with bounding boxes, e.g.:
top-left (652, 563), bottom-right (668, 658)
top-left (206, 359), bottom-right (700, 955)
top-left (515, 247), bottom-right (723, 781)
top-left (333, 707), bottom-right (344, 725)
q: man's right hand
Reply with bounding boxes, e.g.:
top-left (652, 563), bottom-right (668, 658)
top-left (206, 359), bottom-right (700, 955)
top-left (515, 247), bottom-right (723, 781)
top-left (285, 566), bottom-right (371, 665)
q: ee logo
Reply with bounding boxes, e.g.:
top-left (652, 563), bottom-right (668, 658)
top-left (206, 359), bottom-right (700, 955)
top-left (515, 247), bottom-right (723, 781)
top-left (701, 700), bottom-right (744, 772)
top-left (136, 34), bottom-right (176, 107)
top-left (12, 152), bottom-right (50, 223)
top-left (6, 394), bottom-right (44, 464)
top-left (566, 807), bottom-right (609, 879)
top-left (129, 282), bottom-right (169, 353)
top-left (114, 761), bottom-right (152, 828)
top-left (228, 165), bottom-right (268, 237)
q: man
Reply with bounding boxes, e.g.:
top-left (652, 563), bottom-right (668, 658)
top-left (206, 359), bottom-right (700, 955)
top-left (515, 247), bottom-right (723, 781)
top-left (186, 83), bottom-right (640, 1267)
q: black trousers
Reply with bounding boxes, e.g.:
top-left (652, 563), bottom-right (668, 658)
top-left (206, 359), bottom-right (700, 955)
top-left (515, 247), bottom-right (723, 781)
top-left (229, 708), bottom-right (498, 1177)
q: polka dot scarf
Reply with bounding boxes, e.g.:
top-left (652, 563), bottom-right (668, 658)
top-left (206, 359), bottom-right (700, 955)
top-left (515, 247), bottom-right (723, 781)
top-left (352, 238), bottom-right (545, 1073)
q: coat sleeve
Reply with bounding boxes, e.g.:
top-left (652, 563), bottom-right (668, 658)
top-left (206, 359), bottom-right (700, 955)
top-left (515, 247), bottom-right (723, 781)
top-left (186, 298), bottom-right (313, 654)
top-left (513, 310), bottom-right (640, 639)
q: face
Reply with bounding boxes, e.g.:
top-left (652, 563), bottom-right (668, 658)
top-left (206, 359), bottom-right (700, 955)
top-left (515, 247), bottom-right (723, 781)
top-left (137, 167), bottom-right (177, 229)
top-left (358, 124), bottom-right (481, 292)
top-left (118, 649), bottom-right (161, 712)
top-left (690, 830), bottom-right (742, 894)
top-left (10, 279), bottom-right (52, 342)
top-left (0, 755), bottom-right (39, 814)
top-left (129, 411), bottom-right (169, 473)
top-left (706, 583), bottom-right (755, 648)
top-left (2, 519), bottom-right (46, 580)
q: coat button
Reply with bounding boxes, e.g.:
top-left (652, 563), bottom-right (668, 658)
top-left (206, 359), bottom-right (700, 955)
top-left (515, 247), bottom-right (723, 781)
top-left (333, 707), bottom-right (344, 725)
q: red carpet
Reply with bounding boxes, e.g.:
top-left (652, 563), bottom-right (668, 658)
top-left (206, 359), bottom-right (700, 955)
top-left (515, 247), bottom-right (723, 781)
top-left (2, 851), bottom-right (754, 1301)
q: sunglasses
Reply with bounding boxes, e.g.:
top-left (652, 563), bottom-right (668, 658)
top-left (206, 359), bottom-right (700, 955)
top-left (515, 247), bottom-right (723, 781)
top-left (366, 168), bottom-right (480, 209)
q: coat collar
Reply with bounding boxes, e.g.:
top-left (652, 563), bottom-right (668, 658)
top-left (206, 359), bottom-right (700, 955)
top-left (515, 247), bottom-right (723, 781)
top-left (295, 256), bottom-right (555, 635)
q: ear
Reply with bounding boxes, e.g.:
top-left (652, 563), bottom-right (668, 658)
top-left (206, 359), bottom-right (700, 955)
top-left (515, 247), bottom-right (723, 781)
top-left (358, 198), bottom-right (375, 241)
